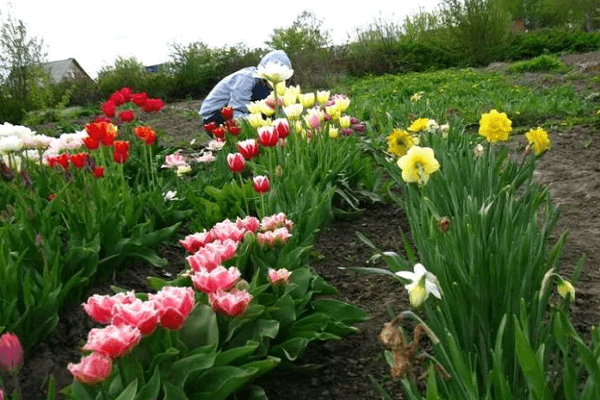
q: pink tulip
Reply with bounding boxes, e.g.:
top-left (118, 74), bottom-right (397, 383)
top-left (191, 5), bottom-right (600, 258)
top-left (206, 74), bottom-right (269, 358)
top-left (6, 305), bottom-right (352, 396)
top-left (83, 325), bottom-right (141, 359)
top-left (0, 332), bottom-right (24, 373)
top-left (203, 239), bottom-right (239, 262)
top-left (257, 126), bottom-right (279, 147)
top-left (260, 213), bottom-right (294, 232)
top-left (227, 152), bottom-right (246, 173)
top-left (180, 230), bottom-right (215, 253)
top-left (210, 219), bottom-right (247, 242)
top-left (161, 153), bottom-right (188, 169)
top-left (82, 291), bottom-right (137, 324)
top-left (209, 289), bottom-right (253, 317)
top-left (273, 118), bottom-right (290, 139)
top-left (111, 300), bottom-right (160, 336)
top-left (252, 175), bottom-right (270, 193)
top-left (149, 286), bottom-right (196, 330)
top-left (191, 266), bottom-right (241, 294)
top-left (237, 139), bottom-right (260, 160)
top-left (236, 216), bottom-right (260, 233)
top-left (68, 352), bottom-right (113, 385)
top-left (187, 249), bottom-right (222, 272)
top-left (257, 227), bottom-right (292, 246)
top-left (268, 268), bottom-right (292, 286)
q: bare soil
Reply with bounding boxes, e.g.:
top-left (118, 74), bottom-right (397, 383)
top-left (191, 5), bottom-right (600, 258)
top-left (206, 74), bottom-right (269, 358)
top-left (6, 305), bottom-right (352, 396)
top-left (4, 52), bottom-right (600, 400)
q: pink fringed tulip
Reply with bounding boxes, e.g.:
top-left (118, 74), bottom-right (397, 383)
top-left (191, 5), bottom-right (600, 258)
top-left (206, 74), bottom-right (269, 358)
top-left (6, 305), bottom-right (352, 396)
top-left (210, 219), bottom-right (247, 242)
top-left (111, 300), bottom-right (160, 335)
top-left (149, 286), bottom-right (196, 330)
top-left (191, 266), bottom-right (241, 294)
top-left (0, 332), bottom-right (24, 373)
top-left (180, 230), bottom-right (215, 253)
top-left (83, 325), bottom-right (141, 359)
top-left (187, 249), bottom-right (222, 272)
top-left (68, 352), bottom-right (113, 385)
top-left (268, 268), bottom-right (292, 286)
top-left (260, 213), bottom-right (294, 231)
top-left (209, 289), bottom-right (253, 317)
top-left (203, 239), bottom-right (239, 262)
top-left (257, 227), bottom-right (292, 246)
top-left (82, 291), bottom-right (137, 324)
top-left (236, 216), bottom-right (260, 233)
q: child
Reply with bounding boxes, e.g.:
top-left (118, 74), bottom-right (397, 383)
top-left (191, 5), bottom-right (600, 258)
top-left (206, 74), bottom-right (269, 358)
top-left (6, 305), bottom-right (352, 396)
top-left (199, 50), bottom-right (292, 126)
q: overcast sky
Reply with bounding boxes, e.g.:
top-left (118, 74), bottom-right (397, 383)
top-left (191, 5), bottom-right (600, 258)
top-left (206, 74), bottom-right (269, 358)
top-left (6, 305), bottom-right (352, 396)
top-left (3, 0), bottom-right (441, 79)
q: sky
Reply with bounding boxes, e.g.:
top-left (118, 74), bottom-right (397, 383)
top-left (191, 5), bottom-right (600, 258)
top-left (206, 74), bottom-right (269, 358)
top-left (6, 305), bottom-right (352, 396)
top-left (2, 0), bottom-right (442, 79)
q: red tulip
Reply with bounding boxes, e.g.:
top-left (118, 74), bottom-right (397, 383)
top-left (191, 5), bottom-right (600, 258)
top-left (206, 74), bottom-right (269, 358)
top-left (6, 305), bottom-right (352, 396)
top-left (225, 119), bottom-right (240, 136)
top-left (83, 137), bottom-right (99, 150)
top-left (68, 352), bottom-right (113, 385)
top-left (102, 101), bottom-right (117, 118)
top-left (209, 289), bottom-right (252, 317)
top-left (111, 300), bottom-right (160, 336)
top-left (203, 121), bottom-right (217, 133)
top-left (149, 286), bottom-right (195, 330)
top-left (212, 126), bottom-right (226, 140)
top-left (0, 332), bottom-right (24, 373)
top-left (56, 154), bottom-right (70, 170)
top-left (119, 87), bottom-right (132, 103)
top-left (220, 106), bottom-right (235, 121)
top-left (273, 118), bottom-right (290, 139)
top-left (142, 98), bottom-right (164, 112)
top-left (191, 266), bottom-right (241, 294)
top-left (257, 126), bottom-right (279, 147)
top-left (252, 175), bottom-right (270, 193)
top-left (70, 153), bottom-right (88, 169)
top-left (227, 152), bottom-right (246, 173)
top-left (118, 109), bottom-right (135, 123)
top-left (132, 92), bottom-right (147, 107)
top-left (92, 166), bottom-right (105, 178)
top-left (113, 151), bottom-right (129, 164)
top-left (109, 91), bottom-right (126, 106)
top-left (134, 126), bottom-right (157, 145)
top-left (113, 140), bottom-right (130, 154)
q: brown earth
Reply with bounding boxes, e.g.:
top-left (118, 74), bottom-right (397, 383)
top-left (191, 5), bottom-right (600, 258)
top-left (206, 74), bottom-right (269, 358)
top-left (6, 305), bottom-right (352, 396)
top-left (3, 52), bottom-right (600, 400)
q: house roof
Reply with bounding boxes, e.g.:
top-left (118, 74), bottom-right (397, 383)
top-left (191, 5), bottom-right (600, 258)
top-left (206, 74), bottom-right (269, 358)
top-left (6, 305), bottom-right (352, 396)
top-left (41, 58), bottom-right (93, 83)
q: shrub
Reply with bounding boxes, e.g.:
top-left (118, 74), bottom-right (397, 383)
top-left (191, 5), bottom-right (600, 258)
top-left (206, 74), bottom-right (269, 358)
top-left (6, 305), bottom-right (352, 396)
top-left (507, 54), bottom-right (569, 73)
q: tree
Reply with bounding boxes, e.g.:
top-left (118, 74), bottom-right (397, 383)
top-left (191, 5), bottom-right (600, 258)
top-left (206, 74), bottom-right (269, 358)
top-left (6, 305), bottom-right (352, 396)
top-left (0, 14), bottom-right (47, 105)
top-left (266, 11), bottom-right (331, 56)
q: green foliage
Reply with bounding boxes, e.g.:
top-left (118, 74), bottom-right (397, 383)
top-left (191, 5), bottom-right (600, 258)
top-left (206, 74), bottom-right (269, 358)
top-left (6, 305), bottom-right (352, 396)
top-left (96, 56), bottom-right (149, 98)
top-left (507, 54), bottom-right (569, 72)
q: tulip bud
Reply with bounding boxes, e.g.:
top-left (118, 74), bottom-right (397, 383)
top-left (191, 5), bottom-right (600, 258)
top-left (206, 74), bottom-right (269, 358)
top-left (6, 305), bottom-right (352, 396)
top-left (0, 332), bottom-right (24, 373)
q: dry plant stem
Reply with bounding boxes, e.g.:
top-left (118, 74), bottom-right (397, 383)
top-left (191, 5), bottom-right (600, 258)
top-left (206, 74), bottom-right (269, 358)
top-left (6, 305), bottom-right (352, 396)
top-left (379, 316), bottom-right (427, 379)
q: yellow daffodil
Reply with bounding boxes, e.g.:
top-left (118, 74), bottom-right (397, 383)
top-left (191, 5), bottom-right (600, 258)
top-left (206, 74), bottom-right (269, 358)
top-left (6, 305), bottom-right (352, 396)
top-left (387, 129), bottom-right (419, 157)
top-left (397, 145), bottom-right (440, 185)
top-left (396, 263), bottom-right (442, 309)
top-left (316, 90), bottom-right (330, 106)
top-left (557, 277), bottom-right (575, 301)
top-left (479, 109), bottom-right (512, 143)
top-left (525, 127), bottom-right (551, 155)
top-left (407, 118), bottom-right (429, 133)
top-left (410, 91), bottom-right (424, 102)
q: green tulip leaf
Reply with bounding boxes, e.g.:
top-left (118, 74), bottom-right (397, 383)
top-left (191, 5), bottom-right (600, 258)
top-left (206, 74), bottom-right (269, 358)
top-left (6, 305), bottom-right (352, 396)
top-left (114, 379), bottom-right (138, 400)
top-left (187, 366), bottom-right (257, 400)
top-left (135, 367), bottom-right (161, 400)
top-left (180, 304), bottom-right (219, 348)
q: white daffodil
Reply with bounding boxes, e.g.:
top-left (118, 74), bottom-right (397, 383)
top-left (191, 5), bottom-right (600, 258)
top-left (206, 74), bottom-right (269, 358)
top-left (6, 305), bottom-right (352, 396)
top-left (254, 61), bottom-right (294, 85)
top-left (396, 263), bottom-right (442, 308)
